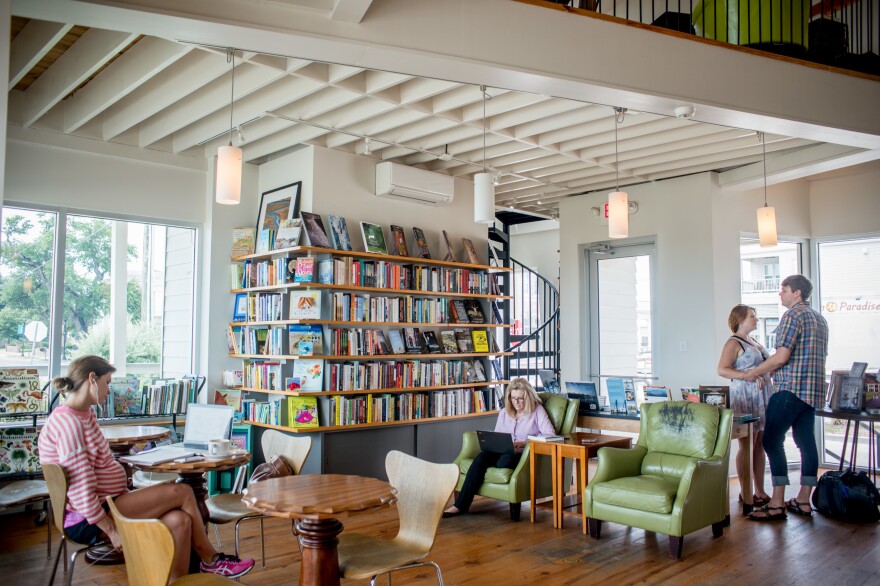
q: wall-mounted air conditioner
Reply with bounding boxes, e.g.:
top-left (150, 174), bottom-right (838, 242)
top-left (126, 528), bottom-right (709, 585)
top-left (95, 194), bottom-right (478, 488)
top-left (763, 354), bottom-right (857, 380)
top-left (375, 162), bottom-right (454, 206)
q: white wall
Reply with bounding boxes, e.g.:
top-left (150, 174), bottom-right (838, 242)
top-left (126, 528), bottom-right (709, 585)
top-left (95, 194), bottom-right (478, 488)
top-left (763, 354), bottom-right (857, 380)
top-left (809, 166), bottom-right (880, 239)
top-left (509, 221), bottom-right (560, 288)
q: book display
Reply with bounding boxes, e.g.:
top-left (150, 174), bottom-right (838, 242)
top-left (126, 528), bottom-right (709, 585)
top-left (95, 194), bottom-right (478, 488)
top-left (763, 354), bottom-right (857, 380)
top-left (223, 224), bottom-right (512, 434)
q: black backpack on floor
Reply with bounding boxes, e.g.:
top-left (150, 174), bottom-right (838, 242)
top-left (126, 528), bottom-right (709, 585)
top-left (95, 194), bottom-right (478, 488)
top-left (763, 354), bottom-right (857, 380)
top-left (812, 469), bottom-right (880, 523)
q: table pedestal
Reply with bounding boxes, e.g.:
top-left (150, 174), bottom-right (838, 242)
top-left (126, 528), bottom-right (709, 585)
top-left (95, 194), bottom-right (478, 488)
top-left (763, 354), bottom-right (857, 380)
top-left (296, 518), bottom-right (344, 586)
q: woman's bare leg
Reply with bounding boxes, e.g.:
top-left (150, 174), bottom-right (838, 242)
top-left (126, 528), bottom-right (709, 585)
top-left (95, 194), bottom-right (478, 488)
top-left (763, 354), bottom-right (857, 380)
top-left (160, 510), bottom-right (192, 582)
top-left (113, 484), bottom-right (217, 562)
top-left (752, 431), bottom-right (770, 500)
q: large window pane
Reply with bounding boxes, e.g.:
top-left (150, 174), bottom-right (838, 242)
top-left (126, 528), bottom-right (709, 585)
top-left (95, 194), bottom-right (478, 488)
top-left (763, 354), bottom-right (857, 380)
top-left (0, 207), bottom-right (57, 396)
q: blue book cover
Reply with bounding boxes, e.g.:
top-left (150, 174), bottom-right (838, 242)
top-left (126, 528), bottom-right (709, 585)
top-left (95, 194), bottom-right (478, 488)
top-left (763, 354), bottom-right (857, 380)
top-left (317, 259), bottom-right (334, 284)
top-left (606, 378), bottom-right (628, 413)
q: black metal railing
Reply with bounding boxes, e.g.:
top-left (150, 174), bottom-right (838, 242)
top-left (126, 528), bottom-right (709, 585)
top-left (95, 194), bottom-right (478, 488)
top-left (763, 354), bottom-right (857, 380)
top-left (541, 1), bottom-right (879, 76)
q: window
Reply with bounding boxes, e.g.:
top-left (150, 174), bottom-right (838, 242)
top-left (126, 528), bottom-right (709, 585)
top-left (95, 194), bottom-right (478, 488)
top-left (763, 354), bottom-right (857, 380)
top-left (587, 240), bottom-right (656, 400)
top-left (815, 236), bottom-right (880, 470)
top-left (1, 205), bottom-right (197, 384)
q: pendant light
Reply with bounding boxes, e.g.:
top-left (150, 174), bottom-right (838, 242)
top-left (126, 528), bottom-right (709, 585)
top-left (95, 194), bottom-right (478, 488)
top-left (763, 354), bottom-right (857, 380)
top-left (756, 132), bottom-right (777, 247)
top-left (474, 85), bottom-right (495, 225)
top-left (215, 48), bottom-right (242, 205)
top-left (608, 107), bottom-right (628, 239)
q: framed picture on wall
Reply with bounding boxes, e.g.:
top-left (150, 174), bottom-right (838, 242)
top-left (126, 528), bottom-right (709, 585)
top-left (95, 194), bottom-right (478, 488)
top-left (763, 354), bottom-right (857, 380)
top-left (255, 182), bottom-right (302, 252)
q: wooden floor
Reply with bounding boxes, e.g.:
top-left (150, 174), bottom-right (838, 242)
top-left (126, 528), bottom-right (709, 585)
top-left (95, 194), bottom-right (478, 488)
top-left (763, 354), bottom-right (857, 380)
top-left (3, 477), bottom-right (878, 585)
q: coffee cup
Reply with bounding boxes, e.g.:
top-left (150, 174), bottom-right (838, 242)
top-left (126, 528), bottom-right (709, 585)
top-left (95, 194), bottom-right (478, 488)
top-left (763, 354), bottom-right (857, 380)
top-left (207, 439), bottom-right (230, 458)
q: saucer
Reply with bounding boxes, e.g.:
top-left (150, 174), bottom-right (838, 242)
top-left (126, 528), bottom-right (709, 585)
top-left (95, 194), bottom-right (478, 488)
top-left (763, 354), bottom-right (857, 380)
top-left (206, 454), bottom-right (230, 461)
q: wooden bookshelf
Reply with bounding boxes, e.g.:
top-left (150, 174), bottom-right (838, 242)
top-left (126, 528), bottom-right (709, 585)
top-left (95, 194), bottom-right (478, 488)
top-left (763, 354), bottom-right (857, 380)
top-left (237, 380), bottom-right (508, 397)
top-left (230, 351), bottom-right (513, 361)
top-left (244, 409), bottom-right (500, 434)
top-left (230, 319), bottom-right (512, 328)
top-left (231, 281), bottom-right (512, 300)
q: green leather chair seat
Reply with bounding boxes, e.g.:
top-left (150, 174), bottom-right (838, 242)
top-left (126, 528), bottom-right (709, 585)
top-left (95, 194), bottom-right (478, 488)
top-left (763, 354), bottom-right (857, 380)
top-left (591, 475), bottom-right (679, 515)
top-left (459, 460), bottom-right (514, 484)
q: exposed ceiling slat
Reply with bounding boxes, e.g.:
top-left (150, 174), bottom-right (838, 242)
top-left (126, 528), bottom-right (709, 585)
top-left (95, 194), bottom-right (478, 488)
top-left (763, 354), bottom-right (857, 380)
top-left (8, 20), bottom-right (73, 90)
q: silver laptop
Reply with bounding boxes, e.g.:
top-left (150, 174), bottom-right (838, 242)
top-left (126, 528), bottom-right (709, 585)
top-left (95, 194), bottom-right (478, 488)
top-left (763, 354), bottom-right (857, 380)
top-left (166, 403), bottom-right (234, 452)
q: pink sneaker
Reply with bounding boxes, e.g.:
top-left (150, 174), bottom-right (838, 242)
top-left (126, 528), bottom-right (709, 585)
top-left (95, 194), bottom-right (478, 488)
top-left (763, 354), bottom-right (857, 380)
top-left (200, 553), bottom-right (255, 578)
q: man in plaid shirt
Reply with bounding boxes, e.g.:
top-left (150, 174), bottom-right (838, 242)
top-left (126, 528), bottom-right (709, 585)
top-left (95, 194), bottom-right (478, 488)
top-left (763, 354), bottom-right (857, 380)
top-left (744, 274), bottom-right (828, 521)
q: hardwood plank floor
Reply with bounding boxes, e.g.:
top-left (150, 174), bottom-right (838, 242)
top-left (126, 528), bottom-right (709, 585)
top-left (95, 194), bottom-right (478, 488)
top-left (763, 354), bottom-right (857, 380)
top-left (2, 476), bottom-right (877, 585)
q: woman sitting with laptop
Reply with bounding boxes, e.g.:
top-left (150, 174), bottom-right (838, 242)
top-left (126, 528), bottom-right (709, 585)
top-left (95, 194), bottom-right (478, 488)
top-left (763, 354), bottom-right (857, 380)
top-left (38, 355), bottom-right (255, 580)
top-left (443, 378), bottom-right (555, 517)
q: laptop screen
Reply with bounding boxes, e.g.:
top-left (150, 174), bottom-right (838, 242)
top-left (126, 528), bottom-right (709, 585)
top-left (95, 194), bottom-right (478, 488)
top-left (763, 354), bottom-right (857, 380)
top-left (565, 381), bottom-right (599, 411)
top-left (183, 403), bottom-right (234, 446)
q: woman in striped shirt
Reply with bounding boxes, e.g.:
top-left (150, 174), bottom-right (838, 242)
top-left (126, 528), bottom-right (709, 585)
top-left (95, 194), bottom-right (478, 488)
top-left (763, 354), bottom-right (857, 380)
top-left (38, 356), bottom-right (254, 580)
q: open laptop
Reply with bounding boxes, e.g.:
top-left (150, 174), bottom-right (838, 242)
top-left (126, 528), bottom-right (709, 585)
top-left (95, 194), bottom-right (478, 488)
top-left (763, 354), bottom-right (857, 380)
top-left (565, 381), bottom-right (600, 414)
top-left (476, 430), bottom-right (515, 454)
top-left (123, 404), bottom-right (235, 465)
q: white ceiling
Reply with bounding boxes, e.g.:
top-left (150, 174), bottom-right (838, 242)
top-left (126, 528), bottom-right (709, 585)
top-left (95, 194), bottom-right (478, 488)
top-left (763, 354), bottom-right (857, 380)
top-left (4, 13), bottom-right (863, 218)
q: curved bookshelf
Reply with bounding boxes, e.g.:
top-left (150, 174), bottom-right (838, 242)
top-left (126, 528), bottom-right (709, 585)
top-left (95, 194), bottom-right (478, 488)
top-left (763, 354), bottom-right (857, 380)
top-left (244, 409), bottom-right (499, 434)
top-left (230, 319), bottom-right (511, 328)
top-left (230, 351), bottom-right (513, 361)
top-left (231, 281), bottom-right (511, 300)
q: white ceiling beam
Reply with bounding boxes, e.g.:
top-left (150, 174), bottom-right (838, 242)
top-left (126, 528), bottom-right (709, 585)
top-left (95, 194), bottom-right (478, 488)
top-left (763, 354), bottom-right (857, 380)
top-left (16, 28), bottom-right (137, 127)
top-left (718, 143), bottom-right (880, 190)
top-left (608, 134), bottom-right (799, 170)
top-left (633, 138), bottom-right (814, 177)
top-left (63, 37), bottom-right (193, 133)
top-left (331, 0), bottom-right (374, 23)
top-left (513, 105), bottom-right (606, 140)
top-left (243, 124), bottom-right (330, 161)
top-left (101, 50), bottom-right (228, 140)
top-left (324, 108), bottom-right (428, 149)
top-left (489, 99), bottom-right (581, 133)
top-left (8, 20), bottom-right (72, 90)
top-left (580, 124), bottom-right (737, 161)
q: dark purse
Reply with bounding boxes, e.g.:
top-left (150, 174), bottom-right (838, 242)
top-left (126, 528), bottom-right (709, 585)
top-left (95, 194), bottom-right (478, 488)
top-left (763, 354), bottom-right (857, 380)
top-left (249, 454), bottom-right (293, 483)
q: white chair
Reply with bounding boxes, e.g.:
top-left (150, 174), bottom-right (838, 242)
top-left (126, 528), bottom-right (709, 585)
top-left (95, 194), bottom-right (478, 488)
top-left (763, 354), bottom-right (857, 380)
top-left (205, 430), bottom-right (311, 566)
top-left (0, 479), bottom-right (51, 559)
top-left (337, 450), bottom-right (459, 585)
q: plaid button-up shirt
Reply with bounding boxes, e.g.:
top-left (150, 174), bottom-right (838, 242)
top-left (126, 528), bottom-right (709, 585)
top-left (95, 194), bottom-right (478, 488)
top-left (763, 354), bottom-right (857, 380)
top-left (773, 301), bottom-right (829, 408)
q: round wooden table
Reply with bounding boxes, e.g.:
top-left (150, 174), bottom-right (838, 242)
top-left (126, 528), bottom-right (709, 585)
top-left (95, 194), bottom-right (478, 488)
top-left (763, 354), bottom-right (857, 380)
top-left (131, 450), bottom-right (251, 522)
top-left (242, 474), bottom-right (397, 586)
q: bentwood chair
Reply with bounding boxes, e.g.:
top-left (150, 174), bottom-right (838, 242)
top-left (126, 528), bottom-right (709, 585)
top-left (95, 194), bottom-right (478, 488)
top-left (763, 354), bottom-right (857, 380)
top-left (583, 401), bottom-right (733, 559)
top-left (337, 450), bottom-right (459, 585)
top-left (106, 497), bottom-right (235, 586)
top-left (42, 463), bottom-right (108, 586)
top-left (451, 392), bottom-right (579, 520)
top-left (205, 430), bottom-right (311, 565)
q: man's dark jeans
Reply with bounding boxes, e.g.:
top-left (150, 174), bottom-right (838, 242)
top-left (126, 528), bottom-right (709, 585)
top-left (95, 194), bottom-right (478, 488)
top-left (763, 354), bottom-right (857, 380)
top-left (762, 390), bottom-right (818, 487)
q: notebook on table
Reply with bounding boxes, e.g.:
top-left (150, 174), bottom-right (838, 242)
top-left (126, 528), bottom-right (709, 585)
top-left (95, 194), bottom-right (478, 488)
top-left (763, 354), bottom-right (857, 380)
top-left (476, 430), bottom-right (515, 454)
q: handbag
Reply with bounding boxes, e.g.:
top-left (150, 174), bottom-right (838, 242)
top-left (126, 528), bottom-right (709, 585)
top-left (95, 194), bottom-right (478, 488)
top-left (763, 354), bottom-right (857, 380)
top-left (812, 468), bottom-right (880, 523)
top-left (249, 454), bottom-right (293, 483)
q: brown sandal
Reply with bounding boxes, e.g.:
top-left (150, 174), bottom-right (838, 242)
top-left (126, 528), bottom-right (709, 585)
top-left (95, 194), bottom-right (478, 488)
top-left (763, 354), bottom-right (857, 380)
top-left (786, 498), bottom-right (813, 517)
top-left (747, 505), bottom-right (787, 521)
top-left (738, 493), bottom-right (770, 507)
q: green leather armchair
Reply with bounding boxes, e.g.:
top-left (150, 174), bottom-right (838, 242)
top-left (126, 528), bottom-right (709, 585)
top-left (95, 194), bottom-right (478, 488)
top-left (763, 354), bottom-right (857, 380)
top-left (583, 401), bottom-right (732, 559)
top-left (452, 392), bottom-right (579, 521)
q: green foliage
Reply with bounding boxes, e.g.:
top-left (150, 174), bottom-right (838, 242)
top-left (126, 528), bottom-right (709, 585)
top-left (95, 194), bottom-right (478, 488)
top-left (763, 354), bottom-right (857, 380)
top-left (127, 280), bottom-right (142, 321)
top-left (73, 320), bottom-right (161, 363)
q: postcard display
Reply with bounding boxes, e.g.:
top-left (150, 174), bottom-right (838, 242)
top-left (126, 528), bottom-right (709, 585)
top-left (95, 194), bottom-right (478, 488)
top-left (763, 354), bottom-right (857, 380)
top-left (224, 230), bottom-right (512, 435)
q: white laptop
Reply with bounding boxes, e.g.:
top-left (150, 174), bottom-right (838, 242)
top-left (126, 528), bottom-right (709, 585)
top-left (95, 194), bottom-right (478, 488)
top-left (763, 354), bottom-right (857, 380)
top-left (121, 404), bottom-right (234, 465)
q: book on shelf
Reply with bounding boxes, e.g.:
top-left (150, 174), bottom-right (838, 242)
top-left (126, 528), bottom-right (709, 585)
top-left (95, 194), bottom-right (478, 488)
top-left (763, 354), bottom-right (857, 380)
top-left (317, 259), bottom-right (334, 284)
top-left (461, 238), bottom-right (480, 264)
top-left (0, 426), bottom-right (40, 473)
top-left (472, 360), bottom-right (487, 382)
top-left (403, 327), bottom-right (424, 353)
top-left (288, 324), bottom-right (324, 355)
top-left (229, 264), bottom-right (244, 289)
top-left (214, 388), bottom-right (242, 412)
top-left (222, 370), bottom-right (243, 387)
top-left (253, 327), bottom-right (269, 354)
top-left (360, 221), bottom-right (388, 254)
top-left (450, 300), bottom-right (470, 323)
top-left (0, 367), bottom-right (43, 415)
top-left (109, 376), bottom-right (142, 416)
top-left (288, 396), bottom-right (320, 428)
top-left (463, 300), bottom-right (486, 323)
top-left (232, 227), bottom-right (255, 258)
top-left (412, 227), bottom-right (431, 259)
top-left (256, 229), bottom-right (275, 253)
top-left (422, 330), bottom-right (442, 353)
top-left (439, 330), bottom-right (459, 354)
top-left (301, 211), bottom-right (332, 248)
top-left (290, 291), bottom-right (322, 320)
top-left (390, 225), bottom-right (409, 256)
top-left (288, 359), bottom-right (325, 392)
top-left (527, 434), bottom-right (565, 442)
top-left (328, 214), bottom-right (353, 251)
top-left (442, 230), bottom-right (456, 262)
top-left (228, 325), bottom-right (243, 354)
top-left (274, 218), bottom-right (303, 250)
top-left (387, 329), bottom-right (406, 354)
top-left (294, 257), bottom-right (315, 283)
top-left (454, 328), bottom-right (474, 352)
top-left (471, 329), bottom-right (489, 353)
top-left (487, 330), bottom-right (500, 353)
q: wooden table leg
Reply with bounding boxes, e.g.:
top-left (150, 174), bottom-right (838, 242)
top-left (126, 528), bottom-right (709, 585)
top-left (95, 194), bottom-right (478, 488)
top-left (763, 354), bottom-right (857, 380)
top-left (551, 446), bottom-right (560, 529)
top-left (579, 451), bottom-right (587, 534)
top-left (296, 518), bottom-right (344, 586)
top-left (529, 447), bottom-right (537, 523)
top-left (741, 422), bottom-right (754, 516)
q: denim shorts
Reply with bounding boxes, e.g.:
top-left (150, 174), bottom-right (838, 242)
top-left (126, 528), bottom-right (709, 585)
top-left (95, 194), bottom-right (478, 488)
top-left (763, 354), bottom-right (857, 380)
top-left (64, 502), bottom-right (110, 545)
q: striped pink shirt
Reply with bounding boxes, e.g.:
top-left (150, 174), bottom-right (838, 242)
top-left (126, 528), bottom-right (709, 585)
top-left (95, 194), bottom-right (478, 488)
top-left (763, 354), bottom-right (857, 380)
top-left (38, 405), bottom-right (128, 526)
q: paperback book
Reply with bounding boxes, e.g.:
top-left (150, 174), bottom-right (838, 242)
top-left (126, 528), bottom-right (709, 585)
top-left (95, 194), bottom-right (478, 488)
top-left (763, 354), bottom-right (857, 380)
top-left (317, 259), bottom-right (334, 284)
top-left (110, 376), bottom-right (143, 416)
top-left (439, 330), bottom-right (459, 354)
top-left (290, 291), bottom-right (322, 320)
top-left (387, 329), bottom-right (406, 354)
top-left (300, 212), bottom-right (332, 248)
top-left (462, 238), bottom-right (480, 264)
top-left (288, 324), bottom-right (324, 355)
top-left (289, 359), bottom-right (324, 392)
top-left (464, 300), bottom-right (486, 323)
top-left (454, 328), bottom-right (474, 352)
top-left (214, 388), bottom-right (243, 412)
top-left (256, 229), bottom-right (275, 253)
top-left (274, 218), bottom-right (303, 250)
top-left (403, 327), bottom-right (424, 353)
top-left (360, 221), bottom-right (388, 254)
top-left (231, 227), bottom-right (256, 258)
top-left (451, 300), bottom-right (470, 323)
top-left (471, 330), bottom-right (490, 353)
top-left (288, 396), bottom-right (320, 428)
top-left (0, 368), bottom-right (43, 414)
top-left (422, 330), bottom-right (442, 353)
top-left (328, 214), bottom-right (353, 251)
top-left (412, 227), bottom-right (431, 258)
top-left (442, 230), bottom-right (456, 262)
top-left (390, 225), bottom-right (409, 256)
top-left (294, 257), bottom-right (315, 283)
top-left (0, 426), bottom-right (40, 474)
